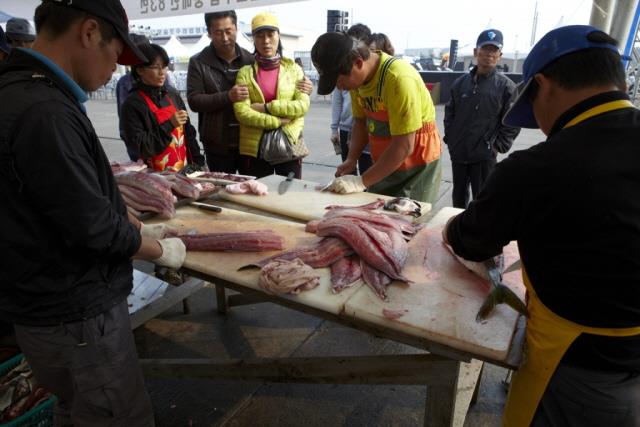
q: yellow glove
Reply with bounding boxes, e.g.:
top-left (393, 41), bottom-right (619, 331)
top-left (153, 238), bottom-right (186, 269)
top-left (327, 175), bottom-right (366, 194)
top-left (140, 223), bottom-right (180, 239)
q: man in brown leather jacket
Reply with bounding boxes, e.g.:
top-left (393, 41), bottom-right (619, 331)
top-left (187, 11), bottom-right (254, 173)
top-left (188, 10), bottom-right (312, 173)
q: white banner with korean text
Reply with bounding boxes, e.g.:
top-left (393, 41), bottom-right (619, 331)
top-left (124, 0), bottom-right (306, 20)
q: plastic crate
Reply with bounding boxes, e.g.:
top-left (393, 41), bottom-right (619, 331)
top-left (0, 354), bottom-right (55, 427)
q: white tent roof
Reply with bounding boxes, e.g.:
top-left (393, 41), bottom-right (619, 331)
top-left (162, 35), bottom-right (190, 62)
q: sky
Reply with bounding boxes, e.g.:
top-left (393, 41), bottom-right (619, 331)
top-left (131, 0), bottom-right (593, 54)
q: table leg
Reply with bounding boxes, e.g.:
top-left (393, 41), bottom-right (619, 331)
top-left (470, 363), bottom-right (484, 406)
top-left (424, 359), bottom-right (460, 427)
top-left (215, 284), bottom-right (228, 315)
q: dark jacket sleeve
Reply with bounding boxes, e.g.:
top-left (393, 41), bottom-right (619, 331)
top-left (13, 101), bottom-right (141, 258)
top-left (443, 79), bottom-right (459, 144)
top-left (170, 90), bottom-right (205, 167)
top-left (187, 56), bottom-right (231, 113)
top-left (121, 93), bottom-right (176, 161)
top-left (491, 80), bottom-right (521, 154)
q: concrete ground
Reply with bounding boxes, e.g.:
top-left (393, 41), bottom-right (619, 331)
top-left (87, 94), bottom-right (544, 427)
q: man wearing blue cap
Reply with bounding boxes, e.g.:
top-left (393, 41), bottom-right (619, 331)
top-left (444, 29), bottom-right (520, 208)
top-left (443, 25), bottom-right (640, 426)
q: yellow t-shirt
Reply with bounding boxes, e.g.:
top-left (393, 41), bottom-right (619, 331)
top-left (351, 52), bottom-right (435, 135)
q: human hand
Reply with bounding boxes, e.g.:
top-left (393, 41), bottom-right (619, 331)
top-left (330, 132), bottom-right (339, 144)
top-left (296, 76), bottom-right (313, 95)
top-left (140, 223), bottom-right (180, 239)
top-left (153, 238), bottom-right (186, 269)
top-left (228, 84), bottom-right (249, 102)
top-left (250, 103), bottom-right (266, 113)
top-left (335, 158), bottom-right (357, 177)
top-left (170, 110), bottom-right (188, 128)
top-left (279, 117), bottom-right (291, 126)
top-left (326, 175), bottom-right (366, 194)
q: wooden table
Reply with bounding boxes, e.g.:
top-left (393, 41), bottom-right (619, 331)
top-left (139, 192), bottom-right (525, 427)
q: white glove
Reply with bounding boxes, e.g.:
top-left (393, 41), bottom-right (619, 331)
top-left (140, 223), bottom-right (179, 239)
top-left (153, 238), bottom-right (186, 269)
top-left (327, 175), bottom-right (366, 194)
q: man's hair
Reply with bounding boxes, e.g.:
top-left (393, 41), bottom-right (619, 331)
top-left (34, 2), bottom-right (117, 42)
top-left (337, 37), bottom-right (371, 75)
top-left (369, 33), bottom-right (395, 56)
top-left (346, 23), bottom-right (371, 42)
top-left (205, 10), bottom-right (237, 29)
top-left (539, 31), bottom-right (625, 91)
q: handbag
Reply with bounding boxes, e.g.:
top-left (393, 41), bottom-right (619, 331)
top-left (259, 128), bottom-right (309, 165)
top-left (290, 132), bottom-right (309, 159)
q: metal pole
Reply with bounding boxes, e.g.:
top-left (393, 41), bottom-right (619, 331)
top-left (590, 0), bottom-right (616, 33)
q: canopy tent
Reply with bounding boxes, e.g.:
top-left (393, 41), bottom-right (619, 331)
top-left (162, 35), bottom-right (190, 63)
top-left (0, 10), bottom-right (12, 22)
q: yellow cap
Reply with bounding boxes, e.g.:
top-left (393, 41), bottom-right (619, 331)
top-left (251, 12), bottom-right (279, 34)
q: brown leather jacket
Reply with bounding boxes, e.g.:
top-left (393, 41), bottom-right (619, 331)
top-left (187, 44), bottom-right (254, 155)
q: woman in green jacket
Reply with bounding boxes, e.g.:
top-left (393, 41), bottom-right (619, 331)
top-left (234, 12), bottom-right (310, 178)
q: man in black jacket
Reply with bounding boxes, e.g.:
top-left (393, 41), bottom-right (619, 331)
top-left (444, 25), bottom-right (640, 426)
top-left (187, 10), bottom-right (312, 173)
top-left (187, 11), bottom-right (258, 173)
top-left (443, 29), bottom-right (520, 208)
top-left (0, 1), bottom-right (186, 425)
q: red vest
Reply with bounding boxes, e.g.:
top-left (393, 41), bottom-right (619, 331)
top-left (139, 90), bottom-right (187, 172)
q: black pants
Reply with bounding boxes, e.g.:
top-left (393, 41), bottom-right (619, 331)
top-left (339, 130), bottom-right (373, 176)
top-left (451, 158), bottom-right (496, 208)
top-left (205, 150), bottom-right (240, 174)
top-left (239, 155), bottom-right (301, 179)
top-left (531, 363), bottom-right (640, 427)
top-left (14, 301), bottom-right (154, 427)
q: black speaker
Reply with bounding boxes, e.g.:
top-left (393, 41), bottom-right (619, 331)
top-left (327, 10), bottom-right (349, 32)
top-left (448, 39), bottom-right (458, 70)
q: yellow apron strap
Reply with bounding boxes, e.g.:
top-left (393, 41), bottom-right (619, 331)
top-left (503, 269), bottom-right (640, 426)
top-left (563, 99), bottom-right (635, 129)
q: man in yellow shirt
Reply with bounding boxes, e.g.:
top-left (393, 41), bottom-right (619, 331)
top-left (311, 32), bottom-right (442, 203)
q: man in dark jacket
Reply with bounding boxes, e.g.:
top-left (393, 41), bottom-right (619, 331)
top-left (443, 29), bottom-right (520, 208)
top-left (187, 10), bottom-right (256, 173)
top-left (187, 10), bottom-right (312, 173)
top-left (444, 25), bottom-right (640, 426)
top-left (0, 1), bottom-right (186, 425)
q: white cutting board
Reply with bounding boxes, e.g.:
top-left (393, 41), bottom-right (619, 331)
top-left (344, 207), bottom-right (526, 362)
top-left (156, 206), bottom-right (362, 314)
top-left (218, 174), bottom-right (431, 222)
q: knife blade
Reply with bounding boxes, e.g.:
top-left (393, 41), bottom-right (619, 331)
top-left (503, 259), bottom-right (521, 274)
top-left (278, 171), bottom-right (295, 195)
top-left (190, 201), bottom-right (222, 212)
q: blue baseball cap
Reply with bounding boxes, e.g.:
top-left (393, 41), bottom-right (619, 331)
top-left (0, 27), bottom-right (10, 55)
top-left (477, 29), bottom-right (503, 49)
top-left (503, 25), bottom-right (620, 128)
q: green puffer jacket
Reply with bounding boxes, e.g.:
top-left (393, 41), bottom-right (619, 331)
top-left (234, 57), bottom-right (310, 157)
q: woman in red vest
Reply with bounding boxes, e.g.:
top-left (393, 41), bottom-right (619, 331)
top-left (121, 43), bottom-right (204, 171)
